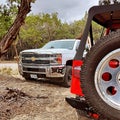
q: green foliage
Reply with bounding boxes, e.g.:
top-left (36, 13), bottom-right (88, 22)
top-left (19, 13), bottom-right (63, 49)
top-left (0, 0), bottom-right (18, 39)
top-left (19, 13), bottom-right (87, 51)
top-left (0, 0), bottom-right (103, 60)
top-left (20, 15), bottom-right (42, 48)
top-left (92, 21), bottom-right (103, 40)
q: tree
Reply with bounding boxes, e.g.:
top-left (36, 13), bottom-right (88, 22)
top-left (19, 13), bottom-right (62, 50)
top-left (99, 0), bottom-right (120, 5)
top-left (99, 0), bottom-right (110, 5)
top-left (0, 2), bottom-right (17, 39)
top-left (0, 0), bottom-right (35, 57)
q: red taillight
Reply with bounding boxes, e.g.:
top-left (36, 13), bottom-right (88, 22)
top-left (70, 60), bottom-right (84, 96)
top-left (73, 66), bottom-right (81, 79)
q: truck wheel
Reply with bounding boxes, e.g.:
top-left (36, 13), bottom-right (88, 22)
top-left (80, 30), bottom-right (120, 120)
top-left (63, 66), bottom-right (72, 87)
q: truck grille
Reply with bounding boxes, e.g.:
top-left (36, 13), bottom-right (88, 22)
top-left (21, 52), bottom-right (50, 65)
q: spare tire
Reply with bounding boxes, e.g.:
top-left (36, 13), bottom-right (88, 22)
top-left (80, 30), bottom-right (120, 120)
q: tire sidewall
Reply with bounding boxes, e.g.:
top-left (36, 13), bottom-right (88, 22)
top-left (63, 66), bottom-right (72, 87)
top-left (80, 31), bottom-right (120, 119)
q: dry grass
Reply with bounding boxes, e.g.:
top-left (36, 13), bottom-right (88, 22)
top-left (0, 67), bottom-right (19, 76)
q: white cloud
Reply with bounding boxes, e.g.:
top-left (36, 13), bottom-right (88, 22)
top-left (31, 0), bottom-right (98, 23)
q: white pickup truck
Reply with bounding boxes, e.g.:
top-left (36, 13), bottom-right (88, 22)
top-left (18, 39), bottom-right (81, 87)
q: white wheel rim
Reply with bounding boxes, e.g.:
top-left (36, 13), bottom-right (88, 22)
top-left (95, 49), bottom-right (120, 110)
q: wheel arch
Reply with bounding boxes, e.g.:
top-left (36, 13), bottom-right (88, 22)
top-left (66, 60), bottom-right (73, 66)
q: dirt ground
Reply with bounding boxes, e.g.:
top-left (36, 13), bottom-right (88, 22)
top-left (0, 68), bottom-right (78, 120)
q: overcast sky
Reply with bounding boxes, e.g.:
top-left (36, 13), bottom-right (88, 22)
top-left (0, 0), bottom-right (98, 23)
top-left (31, 0), bottom-right (98, 23)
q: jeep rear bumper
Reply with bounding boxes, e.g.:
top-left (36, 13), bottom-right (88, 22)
top-left (65, 97), bottom-right (99, 119)
top-left (65, 97), bottom-right (89, 111)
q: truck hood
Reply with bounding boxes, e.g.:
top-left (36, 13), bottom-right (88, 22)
top-left (21, 48), bottom-right (73, 54)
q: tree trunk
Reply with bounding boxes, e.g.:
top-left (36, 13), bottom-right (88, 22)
top-left (0, 0), bottom-right (32, 57)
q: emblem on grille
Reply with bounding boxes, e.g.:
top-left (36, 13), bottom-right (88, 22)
top-left (31, 57), bottom-right (36, 61)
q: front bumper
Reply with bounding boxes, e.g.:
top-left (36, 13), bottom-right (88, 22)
top-left (18, 63), bottom-right (65, 78)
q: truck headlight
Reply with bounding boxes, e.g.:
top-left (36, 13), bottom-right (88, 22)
top-left (50, 54), bottom-right (62, 65)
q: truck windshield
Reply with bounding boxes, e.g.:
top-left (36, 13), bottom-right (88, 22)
top-left (42, 40), bottom-right (75, 50)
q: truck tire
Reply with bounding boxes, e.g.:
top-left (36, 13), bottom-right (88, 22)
top-left (63, 66), bottom-right (72, 87)
top-left (80, 30), bottom-right (120, 120)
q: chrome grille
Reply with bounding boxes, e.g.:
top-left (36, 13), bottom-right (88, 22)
top-left (21, 52), bottom-right (50, 65)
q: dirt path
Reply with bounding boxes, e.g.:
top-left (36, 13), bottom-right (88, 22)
top-left (0, 74), bottom-right (78, 120)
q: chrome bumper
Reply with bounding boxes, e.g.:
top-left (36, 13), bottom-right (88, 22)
top-left (18, 63), bottom-right (65, 78)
